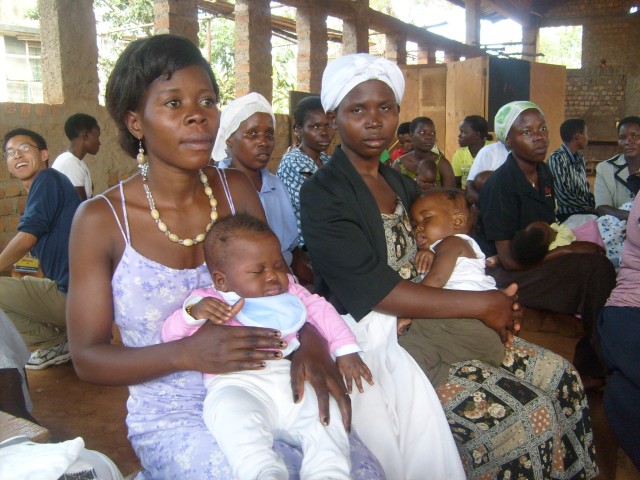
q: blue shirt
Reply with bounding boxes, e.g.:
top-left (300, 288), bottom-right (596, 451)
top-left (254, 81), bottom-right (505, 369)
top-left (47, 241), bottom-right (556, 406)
top-left (276, 147), bottom-right (330, 247)
top-left (218, 159), bottom-right (299, 265)
top-left (18, 169), bottom-right (81, 293)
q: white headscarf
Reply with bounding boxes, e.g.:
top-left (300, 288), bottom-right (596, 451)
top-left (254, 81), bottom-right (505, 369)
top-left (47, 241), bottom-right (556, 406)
top-left (321, 53), bottom-right (405, 112)
top-left (212, 92), bottom-right (276, 163)
top-left (493, 101), bottom-right (543, 143)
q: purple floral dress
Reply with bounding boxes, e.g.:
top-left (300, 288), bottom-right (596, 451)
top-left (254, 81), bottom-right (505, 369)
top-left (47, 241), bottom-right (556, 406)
top-left (101, 182), bottom-right (384, 479)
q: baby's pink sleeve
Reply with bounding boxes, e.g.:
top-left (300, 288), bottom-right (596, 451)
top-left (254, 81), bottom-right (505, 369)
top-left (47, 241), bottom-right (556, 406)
top-left (161, 288), bottom-right (218, 343)
top-left (288, 278), bottom-right (361, 357)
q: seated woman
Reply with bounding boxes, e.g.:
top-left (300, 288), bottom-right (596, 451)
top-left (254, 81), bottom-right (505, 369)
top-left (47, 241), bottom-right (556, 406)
top-left (66, 35), bottom-right (384, 479)
top-left (594, 115), bottom-right (640, 266)
top-left (276, 96), bottom-right (334, 249)
top-left (213, 92), bottom-right (312, 287)
top-left (451, 115), bottom-right (493, 188)
top-left (393, 116), bottom-right (456, 187)
top-left (301, 54), bottom-right (599, 480)
top-left (477, 100), bottom-right (616, 390)
top-left (598, 192), bottom-right (640, 470)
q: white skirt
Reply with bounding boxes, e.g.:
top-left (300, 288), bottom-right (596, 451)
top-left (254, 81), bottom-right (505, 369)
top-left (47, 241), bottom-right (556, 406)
top-left (342, 311), bottom-right (465, 480)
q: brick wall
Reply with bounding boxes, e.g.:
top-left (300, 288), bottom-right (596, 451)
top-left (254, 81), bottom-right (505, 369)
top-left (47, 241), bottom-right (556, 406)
top-left (565, 67), bottom-right (625, 140)
top-left (544, 0), bottom-right (634, 23)
top-left (543, 0), bottom-right (639, 160)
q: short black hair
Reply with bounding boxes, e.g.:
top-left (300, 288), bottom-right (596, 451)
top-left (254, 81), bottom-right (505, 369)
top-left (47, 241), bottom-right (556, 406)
top-left (463, 115), bottom-right (493, 141)
top-left (410, 116), bottom-right (434, 134)
top-left (418, 187), bottom-right (469, 211)
top-left (559, 119), bottom-right (586, 143)
top-left (64, 113), bottom-right (99, 141)
top-left (511, 225), bottom-right (548, 266)
top-left (105, 34), bottom-right (219, 159)
top-left (204, 214), bottom-right (275, 271)
top-left (416, 158), bottom-right (437, 176)
top-left (293, 96), bottom-right (324, 127)
top-left (397, 122), bottom-right (411, 136)
top-left (618, 116), bottom-right (640, 133)
top-left (3, 128), bottom-right (48, 152)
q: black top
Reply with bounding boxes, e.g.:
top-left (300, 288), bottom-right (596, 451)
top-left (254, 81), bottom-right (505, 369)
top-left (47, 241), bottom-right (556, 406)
top-left (476, 154), bottom-right (556, 257)
top-left (300, 146), bottom-right (421, 320)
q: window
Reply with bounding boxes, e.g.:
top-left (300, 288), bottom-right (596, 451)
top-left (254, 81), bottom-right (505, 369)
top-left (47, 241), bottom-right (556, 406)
top-left (538, 25), bottom-right (583, 69)
top-left (2, 35), bottom-right (43, 103)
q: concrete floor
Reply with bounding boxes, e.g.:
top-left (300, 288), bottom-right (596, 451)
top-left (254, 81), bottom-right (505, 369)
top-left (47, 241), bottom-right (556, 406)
top-left (25, 310), bottom-right (640, 479)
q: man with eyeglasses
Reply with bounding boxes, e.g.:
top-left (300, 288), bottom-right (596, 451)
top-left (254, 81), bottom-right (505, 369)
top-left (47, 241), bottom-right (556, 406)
top-left (1, 128), bottom-right (81, 369)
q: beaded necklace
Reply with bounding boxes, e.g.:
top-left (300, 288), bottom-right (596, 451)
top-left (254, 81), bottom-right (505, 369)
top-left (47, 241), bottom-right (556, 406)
top-left (141, 163), bottom-right (218, 246)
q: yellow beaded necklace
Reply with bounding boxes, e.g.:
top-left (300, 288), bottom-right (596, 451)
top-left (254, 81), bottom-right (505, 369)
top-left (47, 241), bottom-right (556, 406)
top-left (141, 163), bottom-right (218, 246)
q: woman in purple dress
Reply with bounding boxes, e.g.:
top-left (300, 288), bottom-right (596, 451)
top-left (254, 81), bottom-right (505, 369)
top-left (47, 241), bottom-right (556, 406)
top-left (66, 35), bottom-right (383, 479)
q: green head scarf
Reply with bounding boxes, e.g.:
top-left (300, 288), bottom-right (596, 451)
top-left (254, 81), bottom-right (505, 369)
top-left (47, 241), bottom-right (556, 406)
top-left (494, 101), bottom-right (543, 143)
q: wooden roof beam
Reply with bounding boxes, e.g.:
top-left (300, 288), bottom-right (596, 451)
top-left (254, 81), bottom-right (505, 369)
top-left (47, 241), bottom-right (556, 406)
top-left (367, 9), bottom-right (484, 57)
top-left (278, 0), bottom-right (485, 57)
top-left (199, 0), bottom-right (486, 58)
top-left (484, 0), bottom-right (539, 27)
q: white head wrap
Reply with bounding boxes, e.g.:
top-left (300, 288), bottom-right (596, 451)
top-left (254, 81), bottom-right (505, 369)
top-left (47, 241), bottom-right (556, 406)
top-left (321, 53), bottom-right (405, 112)
top-left (212, 92), bottom-right (275, 162)
top-left (494, 101), bottom-right (543, 143)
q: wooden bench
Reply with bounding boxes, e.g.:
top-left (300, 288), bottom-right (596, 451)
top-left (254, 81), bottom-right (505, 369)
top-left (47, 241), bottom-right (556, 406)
top-left (0, 411), bottom-right (50, 443)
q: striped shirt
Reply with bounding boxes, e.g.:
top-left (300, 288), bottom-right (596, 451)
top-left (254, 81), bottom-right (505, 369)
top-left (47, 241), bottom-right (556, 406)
top-left (547, 144), bottom-right (594, 220)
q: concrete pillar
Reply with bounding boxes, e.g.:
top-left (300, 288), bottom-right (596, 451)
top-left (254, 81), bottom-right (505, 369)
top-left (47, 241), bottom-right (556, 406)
top-left (296, 5), bottom-right (327, 93)
top-left (154, 0), bottom-right (198, 44)
top-left (385, 32), bottom-right (407, 65)
top-left (154, 0), bottom-right (199, 45)
top-left (522, 26), bottom-right (539, 61)
top-left (38, 0), bottom-right (99, 105)
top-left (417, 43), bottom-right (436, 64)
top-left (235, 0), bottom-right (272, 102)
top-left (342, 0), bottom-right (369, 54)
top-left (465, 0), bottom-right (481, 47)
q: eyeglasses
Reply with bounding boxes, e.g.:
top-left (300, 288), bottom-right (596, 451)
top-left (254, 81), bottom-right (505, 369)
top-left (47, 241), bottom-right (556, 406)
top-left (618, 132), bottom-right (640, 143)
top-left (3, 143), bottom-right (39, 160)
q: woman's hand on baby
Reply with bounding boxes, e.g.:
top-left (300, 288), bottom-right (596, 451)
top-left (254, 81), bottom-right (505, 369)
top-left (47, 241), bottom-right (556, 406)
top-left (290, 323), bottom-right (353, 432)
top-left (480, 283), bottom-right (521, 346)
top-left (190, 297), bottom-right (245, 324)
top-left (485, 255), bottom-right (501, 268)
top-left (178, 321), bottom-right (287, 374)
top-left (397, 317), bottom-right (412, 336)
top-left (336, 353), bottom-right (374, 394)
top-left (415, 250), bottom-right (435, 274)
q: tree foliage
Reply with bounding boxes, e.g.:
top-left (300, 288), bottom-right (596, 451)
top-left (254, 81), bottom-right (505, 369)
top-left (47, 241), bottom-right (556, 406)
top-left (95, 0), bottom-right (296, 111)
top-left (94, 0), bottom-right (154, 101)
top-left (538, 26), bottom-right (582, 69)
top-left (199, 17), bottom-right (236, 106)
top-left (95, 0), bottom-right (154, 37)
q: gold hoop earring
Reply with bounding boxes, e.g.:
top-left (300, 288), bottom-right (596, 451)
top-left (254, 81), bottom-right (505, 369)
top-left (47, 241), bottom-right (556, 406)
top-left (137, 140), bottom-right (147, 168)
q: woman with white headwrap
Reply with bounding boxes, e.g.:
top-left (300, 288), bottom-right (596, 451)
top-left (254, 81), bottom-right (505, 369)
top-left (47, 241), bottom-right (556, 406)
top-left (478, 101), bottom-right (615, 382)
top-left (214, 93), bottom-right (313, 286)
top-left (302, 57), bottom-right (600, 479)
